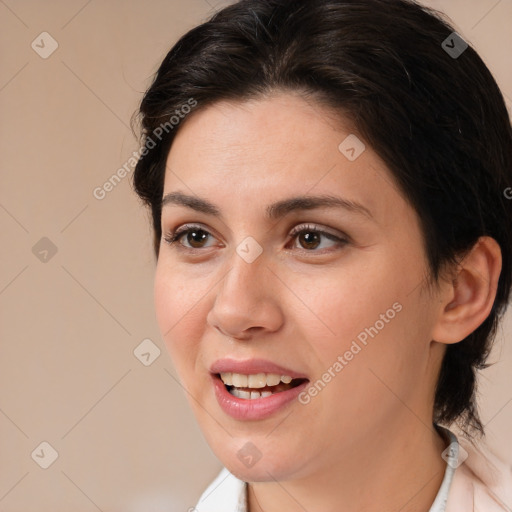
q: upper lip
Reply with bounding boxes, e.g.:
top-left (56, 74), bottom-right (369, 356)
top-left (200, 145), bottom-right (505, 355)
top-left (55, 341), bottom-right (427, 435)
top-left (210, 358), bottom-right (309, 379)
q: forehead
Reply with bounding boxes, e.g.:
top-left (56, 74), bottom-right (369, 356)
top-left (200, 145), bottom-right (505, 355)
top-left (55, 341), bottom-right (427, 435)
top-left (168, 93), bottom-right (347, 167)
top-left (163, 93), bottom-right (405, 225)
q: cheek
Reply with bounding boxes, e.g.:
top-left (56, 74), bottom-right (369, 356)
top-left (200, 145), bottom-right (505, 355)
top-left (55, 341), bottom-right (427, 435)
top-left (302, 253), bottom-right (428, 408)
top-left (300, 261), bottom-right (405, 362)
top-left (153, 262), bottom-right (207, 376)
top-left (315, 287), bottom-right (432, 421)
top-left (154, 260), bottom-right (212, 329)
top-left (154, 265), bottom-right (179, 344)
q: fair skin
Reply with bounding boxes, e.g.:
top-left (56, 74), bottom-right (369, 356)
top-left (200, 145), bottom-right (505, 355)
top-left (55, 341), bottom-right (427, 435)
top-left (154, 92), bottom-right (501, 512)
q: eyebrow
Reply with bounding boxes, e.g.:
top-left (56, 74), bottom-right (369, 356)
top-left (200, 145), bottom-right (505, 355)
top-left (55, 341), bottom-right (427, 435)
top-left (160, 191), bottom-right (374, 221)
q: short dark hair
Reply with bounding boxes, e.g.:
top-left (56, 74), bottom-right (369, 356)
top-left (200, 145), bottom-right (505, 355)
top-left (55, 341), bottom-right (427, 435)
top-left (132, 0), bottom-right (512, 438)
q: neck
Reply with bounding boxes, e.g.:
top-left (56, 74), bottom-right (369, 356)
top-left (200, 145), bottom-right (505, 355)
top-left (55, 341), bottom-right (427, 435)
top-left (248, 421), bottom-right (449, 512)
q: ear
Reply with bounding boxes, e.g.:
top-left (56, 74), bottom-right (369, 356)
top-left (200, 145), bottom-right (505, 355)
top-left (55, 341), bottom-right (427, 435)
top-left (431, 236), bottom-right (502, 344)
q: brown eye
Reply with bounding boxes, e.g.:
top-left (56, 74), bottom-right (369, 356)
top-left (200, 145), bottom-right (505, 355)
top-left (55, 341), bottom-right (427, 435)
top-left (183, 229), bottom-right (210, 248)
top-left (289, 225), bottom-right (348, 252)
top-left (297, 231), bottom-right (322, 250)
top-left (163, 223), bottom-right (348, 254)
top-left (163, 225), bottom-right (216, 250)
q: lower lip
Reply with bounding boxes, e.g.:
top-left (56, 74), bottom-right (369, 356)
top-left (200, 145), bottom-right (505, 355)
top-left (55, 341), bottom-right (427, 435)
top-left (212, 375), bottom-right (309, 421)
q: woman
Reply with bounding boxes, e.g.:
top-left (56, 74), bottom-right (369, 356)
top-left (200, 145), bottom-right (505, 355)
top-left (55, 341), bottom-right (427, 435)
top-left (132, 0), bottom-right (512, 510)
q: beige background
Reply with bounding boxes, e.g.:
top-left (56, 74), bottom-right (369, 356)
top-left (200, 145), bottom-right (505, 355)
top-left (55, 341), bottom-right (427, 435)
top-left (0, 0), bottom-right (511, 510)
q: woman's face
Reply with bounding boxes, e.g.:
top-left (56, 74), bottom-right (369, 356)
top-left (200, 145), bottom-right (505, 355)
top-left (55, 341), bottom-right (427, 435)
top-left (154, 92), bottom-right (445, 481)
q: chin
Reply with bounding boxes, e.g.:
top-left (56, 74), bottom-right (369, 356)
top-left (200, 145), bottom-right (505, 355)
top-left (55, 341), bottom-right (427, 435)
top-left (215, 442), bottom-right (301, 482)
top-left (227, 459), bottom-right (292, 483)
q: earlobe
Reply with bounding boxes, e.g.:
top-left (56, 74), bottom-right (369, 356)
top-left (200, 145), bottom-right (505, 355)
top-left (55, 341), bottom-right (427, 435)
top-left (431, 236), bottom-right (502, 344)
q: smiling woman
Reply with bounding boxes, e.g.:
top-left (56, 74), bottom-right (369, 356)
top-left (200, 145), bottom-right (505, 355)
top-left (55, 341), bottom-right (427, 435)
top-left (131, 0), bottom-right (512, 511)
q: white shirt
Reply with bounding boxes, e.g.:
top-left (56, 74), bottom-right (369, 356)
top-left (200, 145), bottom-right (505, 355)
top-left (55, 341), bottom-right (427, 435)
top-left (193, 426), bottom-right (512, 512)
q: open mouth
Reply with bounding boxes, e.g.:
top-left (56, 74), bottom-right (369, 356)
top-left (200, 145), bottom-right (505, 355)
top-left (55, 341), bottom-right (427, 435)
top-left (217, 372), bottom-right (309, 400)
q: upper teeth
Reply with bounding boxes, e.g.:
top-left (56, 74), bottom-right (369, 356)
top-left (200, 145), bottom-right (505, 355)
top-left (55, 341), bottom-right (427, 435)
top-left (220, 372), bottom-right (293, 388)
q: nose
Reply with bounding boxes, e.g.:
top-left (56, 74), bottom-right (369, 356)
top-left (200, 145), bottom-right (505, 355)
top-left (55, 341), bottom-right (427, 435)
top-left (206, 250), bottom-right (284, 340)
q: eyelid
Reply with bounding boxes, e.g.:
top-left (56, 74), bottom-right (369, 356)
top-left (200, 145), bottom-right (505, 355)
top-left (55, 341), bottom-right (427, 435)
top-left (162, 222), bottom-right (349, 252)
top-left (288, 222), bottom-right (345, 240)
top-left (163, 223), bottom-right (220, 249)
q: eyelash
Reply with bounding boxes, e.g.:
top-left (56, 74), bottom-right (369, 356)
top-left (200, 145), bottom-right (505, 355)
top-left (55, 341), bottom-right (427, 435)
top-left (162, 223), bottom-right (349, 254)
